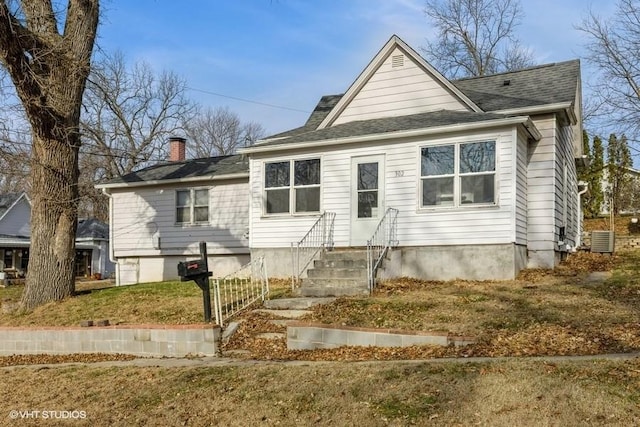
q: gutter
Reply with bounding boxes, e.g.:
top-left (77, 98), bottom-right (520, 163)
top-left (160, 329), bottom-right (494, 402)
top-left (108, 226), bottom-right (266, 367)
top-left (95, 172), bottom-right (249, 190)
top-left (241, 116), bottom-right (540, 154)
top-left (101, 188), bottom-right (117, 284)
top-left (495, 102), bottom-right (577, 125)
top-left (574, 181), bottom-right (590, 250)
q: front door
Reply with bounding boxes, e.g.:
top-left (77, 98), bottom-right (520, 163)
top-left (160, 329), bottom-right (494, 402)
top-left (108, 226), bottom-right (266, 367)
top-left (350, 155), bottom-right (385, 246)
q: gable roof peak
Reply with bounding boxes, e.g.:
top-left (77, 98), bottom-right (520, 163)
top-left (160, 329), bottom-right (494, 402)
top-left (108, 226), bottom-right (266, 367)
top-left (316, 34), bottom-right (482, 129)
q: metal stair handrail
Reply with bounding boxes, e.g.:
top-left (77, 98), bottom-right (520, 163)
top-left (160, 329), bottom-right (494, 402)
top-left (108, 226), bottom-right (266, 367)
top-left (291, 211), bottom-right (336, 288)
top-left (366, 207), bottom-right (399, 292)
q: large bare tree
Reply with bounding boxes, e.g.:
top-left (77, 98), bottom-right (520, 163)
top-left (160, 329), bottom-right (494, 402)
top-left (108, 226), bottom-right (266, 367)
top-left (79, 50), bottom-right (195, 218)
top-left (578, 0), bottom-right (640, 144)
top-left (184, 106), bottom-right (265, 158)
top-left (422, 0), bottom-right (534, 78)
top-left (0, 0), bottom-right (99, 309)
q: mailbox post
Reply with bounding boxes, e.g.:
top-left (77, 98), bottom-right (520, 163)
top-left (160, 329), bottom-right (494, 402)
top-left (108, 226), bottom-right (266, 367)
top-left (178, 241), bottom-right (213, 322)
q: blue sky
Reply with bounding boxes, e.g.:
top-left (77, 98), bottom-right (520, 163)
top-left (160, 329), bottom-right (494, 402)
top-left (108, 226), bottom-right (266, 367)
top-left (97, 0), bottom-right (615, 136)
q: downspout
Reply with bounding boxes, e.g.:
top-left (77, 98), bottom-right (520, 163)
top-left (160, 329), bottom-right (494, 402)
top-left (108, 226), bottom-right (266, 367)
top-left (574, 182), bottom-right (589, 250)
top-left (101, 188), bottom-right (118, 284)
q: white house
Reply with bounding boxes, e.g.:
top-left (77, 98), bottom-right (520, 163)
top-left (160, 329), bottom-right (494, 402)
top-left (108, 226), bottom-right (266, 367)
top-left (96, 138), bottom-right (250, 286)
top-left (0, 192), bottom-right (113, 279)
top-left (240, 35), bottom-right (583, 284)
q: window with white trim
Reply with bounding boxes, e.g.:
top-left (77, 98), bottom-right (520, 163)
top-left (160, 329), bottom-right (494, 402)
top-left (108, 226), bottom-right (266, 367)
top-left (264, 159), bottom-right (320, 214)
top-left (176, 188), bottom-right (209, 224)
top-left (420, 141), bottom-right (496, 207)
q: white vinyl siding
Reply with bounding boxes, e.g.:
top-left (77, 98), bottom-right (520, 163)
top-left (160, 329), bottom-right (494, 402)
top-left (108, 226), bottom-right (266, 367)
top-left (526, 115), bottom-right (566, 260)
top-left (515, 130), bottom-right (528, 245)
top-left (250, 127), bottom-right (520, 249)
top-left (333, 47), bottom-right (469, 125)
top-left (111, 180), bottom-right (249, 257)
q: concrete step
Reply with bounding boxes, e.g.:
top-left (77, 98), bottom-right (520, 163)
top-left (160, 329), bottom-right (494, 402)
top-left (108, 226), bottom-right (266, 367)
top-left (253, 309), bottom-right (312, 319)
top-left (301, 277), bottom-right (367, 288)
top-left (314, 258), bottom-right (368, 269)
top-left (263, 297), bottom-right (336, 310)
top-left (300, 284), bottom-right (369, 297)
top-left (307, 267), bottom-right (367, 279)
top-left (323, 250), bottom-right (368, 262)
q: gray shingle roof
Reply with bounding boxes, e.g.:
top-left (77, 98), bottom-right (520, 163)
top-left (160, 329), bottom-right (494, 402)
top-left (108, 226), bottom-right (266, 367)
top-left (259, 60), bottom-right (579, 149)
top-left (453, 60), bottom-right (580, 111)
top-left (77, 218), bottom-right (109, 240)
top-left (255, 110), bottom-right (508, 147)
top-left (0, 193), bottom-right (23, 218)
top-left (267, 95), bottom-right (342, 139)
top-left (102, 154), bottom-right (248, 186)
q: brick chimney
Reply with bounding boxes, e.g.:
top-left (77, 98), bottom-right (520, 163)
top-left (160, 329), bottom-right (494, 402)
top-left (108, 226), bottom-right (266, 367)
top-left (169, 137), bottom-right (186, 162)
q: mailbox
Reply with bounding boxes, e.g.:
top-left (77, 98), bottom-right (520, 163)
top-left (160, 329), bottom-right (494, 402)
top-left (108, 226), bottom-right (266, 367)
top-left (178, 259), bottom-right (209, 279)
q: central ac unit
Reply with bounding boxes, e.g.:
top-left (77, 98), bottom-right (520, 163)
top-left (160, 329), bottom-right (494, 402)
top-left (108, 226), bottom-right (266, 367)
top-left (591, 230), bottom-right (615, 253)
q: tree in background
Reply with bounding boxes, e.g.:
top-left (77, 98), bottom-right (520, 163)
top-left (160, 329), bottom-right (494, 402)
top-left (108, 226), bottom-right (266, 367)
top-left (0, 0), bottom-right (99, 309)
top-left (422, 0), bottom-right (535, 78)
top-left (578, 131), bottom-right (605, 218)
top-left (79, 51), bottom-right (196, 219)
top-left (606, 134), bottom-right (633, 214)
top-left (184, 106), bottom-right (265, 158)
top-left (578, 0), bottom-right (640, 144)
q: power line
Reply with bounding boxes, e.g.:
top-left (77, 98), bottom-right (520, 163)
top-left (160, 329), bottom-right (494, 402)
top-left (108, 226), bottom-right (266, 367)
top-left (186, 86), bottom-right (311, 114)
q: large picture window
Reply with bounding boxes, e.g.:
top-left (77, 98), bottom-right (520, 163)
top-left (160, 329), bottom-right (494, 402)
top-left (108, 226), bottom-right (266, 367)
top-left (265, 159), bottom-right (321, 214)
top-left (176, 188), bottom-right (210, 224)
top-left (421, 141), bottom-right (496, 207)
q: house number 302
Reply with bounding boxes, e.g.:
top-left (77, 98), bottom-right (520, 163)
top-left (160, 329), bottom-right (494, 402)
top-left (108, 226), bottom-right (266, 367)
top-left (394, 170), bottom-right (405, 177)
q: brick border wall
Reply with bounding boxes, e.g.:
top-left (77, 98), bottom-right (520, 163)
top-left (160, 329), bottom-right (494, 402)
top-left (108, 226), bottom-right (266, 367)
top-left (287, 322), bottom-right (474, 350)
top-left (0, 324), bottom-right (220, 357)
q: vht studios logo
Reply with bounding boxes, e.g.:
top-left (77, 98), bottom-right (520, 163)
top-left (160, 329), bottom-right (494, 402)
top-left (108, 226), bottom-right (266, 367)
top-left (9, 410), bottom-right (87, 420)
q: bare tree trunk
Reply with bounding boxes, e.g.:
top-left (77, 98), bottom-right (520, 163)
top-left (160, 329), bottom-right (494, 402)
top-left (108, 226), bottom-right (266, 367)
top-left (21, 129), bottom-right (80, 307)
top-left (0, 0), bottom-right (99, 310)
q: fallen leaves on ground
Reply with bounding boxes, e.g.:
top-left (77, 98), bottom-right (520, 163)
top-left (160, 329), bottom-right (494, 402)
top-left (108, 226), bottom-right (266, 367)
top-left (0, 353), bottom-right (137, 367)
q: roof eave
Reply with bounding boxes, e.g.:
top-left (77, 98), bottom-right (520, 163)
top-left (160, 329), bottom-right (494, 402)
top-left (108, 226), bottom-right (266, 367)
top-left (95, 172), bottom-right (249, 191)
top-left (242, 116), bottom-right (536, 154)
top-left (495, 102), bottom-right (576, 124)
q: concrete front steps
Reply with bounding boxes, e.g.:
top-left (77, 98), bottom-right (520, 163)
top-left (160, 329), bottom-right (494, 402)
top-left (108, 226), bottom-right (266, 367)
top-left (299, 250), bottom-right (370, 297)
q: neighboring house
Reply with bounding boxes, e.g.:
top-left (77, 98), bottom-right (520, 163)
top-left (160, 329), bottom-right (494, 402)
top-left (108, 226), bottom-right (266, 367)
top-left (96, 138), bottom-right (250, 286)
top-left (0, 192), bottom-right (113, 278)
top-left (600, 166), bottom-right (640, 215)
top-left (76, 218), bottom-right (114, 278)
top-left (240, 35), bottom-right (584, 281)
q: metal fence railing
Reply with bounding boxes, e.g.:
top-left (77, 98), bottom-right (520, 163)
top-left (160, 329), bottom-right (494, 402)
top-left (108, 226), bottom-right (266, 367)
top-left (366, 207), bottom-right (399, 292)
top-left (291, 211), bottom-right (335, 289)
top-left (212, 256), bottom-right (269, 327)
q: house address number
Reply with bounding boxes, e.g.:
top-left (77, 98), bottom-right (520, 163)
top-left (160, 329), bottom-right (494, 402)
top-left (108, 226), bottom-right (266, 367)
top-left (394, 170), bottom-right (405, 177)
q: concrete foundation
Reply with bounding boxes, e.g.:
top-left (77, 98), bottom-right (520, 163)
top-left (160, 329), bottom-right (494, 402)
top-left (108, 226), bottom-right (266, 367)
top-left (117, 254), bottom-right (250, 285)
top-left (250, 248), bottom-right (295, 279)
top-left (379, 244), bottom-right (528, 281)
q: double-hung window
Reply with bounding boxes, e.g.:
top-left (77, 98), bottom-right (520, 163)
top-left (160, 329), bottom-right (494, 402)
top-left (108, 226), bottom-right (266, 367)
top-left (265, 159), bottom-right (320, 214)
top-left (421, 141), bottom-right (496, 207)
top-left (176, 188), bottom-right (209, 224)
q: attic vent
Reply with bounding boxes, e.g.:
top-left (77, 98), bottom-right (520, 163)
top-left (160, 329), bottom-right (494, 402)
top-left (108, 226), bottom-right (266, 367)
top-left (591, 230), bottom-right (615, 253)
top-left (503, 79), bottom-right (511, 86)
top-left (392, 54), bottom-right (404, 68)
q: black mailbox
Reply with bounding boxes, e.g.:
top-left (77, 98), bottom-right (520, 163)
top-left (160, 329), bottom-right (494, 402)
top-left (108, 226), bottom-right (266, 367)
top-left (177, 242), bottom-right (214, 323)
top-left (178, 259), bottom-right (209, 279)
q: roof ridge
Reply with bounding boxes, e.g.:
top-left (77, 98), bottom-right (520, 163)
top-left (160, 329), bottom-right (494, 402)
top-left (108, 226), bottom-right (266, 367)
top-left (454, 59), bottom-right (579, 82)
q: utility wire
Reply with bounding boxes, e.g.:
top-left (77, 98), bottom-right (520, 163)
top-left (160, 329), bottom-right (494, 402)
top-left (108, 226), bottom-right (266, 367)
top-left (186, 86), bottom-right (311, 114)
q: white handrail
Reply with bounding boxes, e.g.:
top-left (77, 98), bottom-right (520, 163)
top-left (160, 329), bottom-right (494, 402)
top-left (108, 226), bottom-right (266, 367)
top-left (366, 208), bottom-right (399, 292)
top-left (291, 211), bottom-right (336, 289)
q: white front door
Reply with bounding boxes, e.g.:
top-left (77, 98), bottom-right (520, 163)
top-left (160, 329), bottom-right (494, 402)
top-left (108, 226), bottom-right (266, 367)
top-left (350, 155), bottom-right (385, 246)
